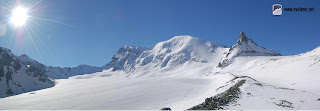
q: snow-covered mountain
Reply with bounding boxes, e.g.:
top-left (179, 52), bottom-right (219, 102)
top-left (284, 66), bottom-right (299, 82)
top-left (105, 35), bottom-right (227, 77)
top-left (105, 33), bottom-right (281, 77)
top-left (218, 32), bottom-right (281, 68)
top-left (18, 54), bottom-right (103, 79)
top-left (0, 47), bottom-right (54, 98)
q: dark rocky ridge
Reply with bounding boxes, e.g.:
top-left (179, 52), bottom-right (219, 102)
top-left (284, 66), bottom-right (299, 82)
top-left (0, 47), bottom-right (54, 98)
top-left (238, 32), bottom-right (250, 43)
top-left (189, 78), bottom-right (246, 110)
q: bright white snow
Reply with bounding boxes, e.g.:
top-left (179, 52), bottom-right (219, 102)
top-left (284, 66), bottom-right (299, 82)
top-left (0, 72), bottom-right (234, 110)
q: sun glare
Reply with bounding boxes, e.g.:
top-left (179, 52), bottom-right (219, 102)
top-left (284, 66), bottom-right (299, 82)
top-left (10, 6), bottom-right (29, 27)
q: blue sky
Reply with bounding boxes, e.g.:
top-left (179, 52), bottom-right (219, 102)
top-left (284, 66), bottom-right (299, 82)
top-left (0, 0), bottom-right (319, 67)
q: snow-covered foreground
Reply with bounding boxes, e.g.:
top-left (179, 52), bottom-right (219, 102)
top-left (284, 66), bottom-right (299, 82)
top-left (1, 71), bottom-right (320, 110)
top-left (0, 72), bottom-right (233, 110)
top-left (220, 47), bottom-right (320, 95)
top-left (215, 76), bottom-right (320, 110)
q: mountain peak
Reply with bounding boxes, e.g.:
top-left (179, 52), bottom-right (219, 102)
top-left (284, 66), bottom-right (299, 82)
top-left (153, 35), bottom-right (225, 53)
top-left (218, 32), bottom-right (281, 68)
top-left (170, 35), bottom-right (192, 40)
top-left (237, 32), bottom-right (249, 43)
top-left (165, 35), bottom-right (194, 45)
top-left (19, 54), bottom-right (29, 58)
top-left (18, 53), bottom-right (38, 65)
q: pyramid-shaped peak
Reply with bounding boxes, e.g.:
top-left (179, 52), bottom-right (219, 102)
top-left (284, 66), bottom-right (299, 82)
top-left (240, 32), bottom-right (246, 36)
top-left (238, 32), bottom-right (249, 42)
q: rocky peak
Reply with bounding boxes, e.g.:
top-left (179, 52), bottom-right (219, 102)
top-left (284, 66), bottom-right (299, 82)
top-left (20, 54), bottom-right (29, 58)
top-left (18, 54), bottom-right (35, 63)
top-left (237, 32), bottom-right (250, 43)
top-left (218, 32), bottom-right (281, 68)
top-left (106, 45), bottom-right (148, 71)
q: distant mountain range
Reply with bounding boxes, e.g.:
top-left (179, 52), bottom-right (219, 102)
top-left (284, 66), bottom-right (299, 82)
top-left (18, 54), bottom-right (103, 79)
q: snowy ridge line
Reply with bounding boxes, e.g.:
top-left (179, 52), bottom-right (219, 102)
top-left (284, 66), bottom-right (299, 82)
top-left (189, 76), bottom-right (246, 110)
top-left (188, 73), bottom-right (320, 110)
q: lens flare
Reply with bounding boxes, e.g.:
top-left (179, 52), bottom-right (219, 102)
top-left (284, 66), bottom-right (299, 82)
top-left (10, 6), bottom-right (29, 27)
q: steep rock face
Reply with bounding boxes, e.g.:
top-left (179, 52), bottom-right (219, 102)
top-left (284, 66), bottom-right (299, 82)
top-left (0, 47), bottom-right (54, 98)
top-left (106, 45), bottom-right (148, 72)
top-left (218, 32), bottom-right (281, 68)
top-left (106, 36), bottom-right (226, 74)
top-left (18, 55), bottom-right (103, 79)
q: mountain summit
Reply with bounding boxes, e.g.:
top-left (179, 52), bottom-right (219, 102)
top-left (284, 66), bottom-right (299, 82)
top-left (237, 32), bottom-right (249, 42)
top-left (218, 32), bottom-right (281, 68)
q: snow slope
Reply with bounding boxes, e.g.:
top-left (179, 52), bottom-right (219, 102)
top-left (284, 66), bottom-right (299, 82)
top-left (220, 46), bottom-right (320, 95)
top-left (190, 75), bottom-right (320, 110)
top-left (0, 72), bottom-right (319, 110)
top-left (0, 72), bottom-right (234, 110)
top-left (228, 77), bottom-right (320, 110)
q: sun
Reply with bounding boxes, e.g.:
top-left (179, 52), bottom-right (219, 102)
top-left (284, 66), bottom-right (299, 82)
top-left (10, 6), bottom-right (29, 27)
